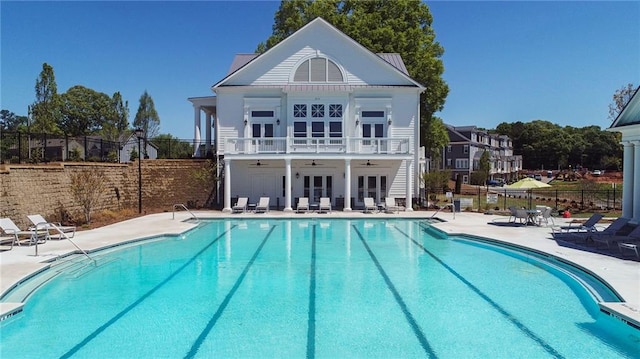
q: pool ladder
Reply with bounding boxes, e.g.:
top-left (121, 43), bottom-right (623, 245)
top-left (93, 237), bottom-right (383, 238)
top-left (172, 203), bottom-right (200, 222)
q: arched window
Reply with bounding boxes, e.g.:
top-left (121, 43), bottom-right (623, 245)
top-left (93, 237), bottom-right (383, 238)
top-left (293, 57), bottom-right (344, 82)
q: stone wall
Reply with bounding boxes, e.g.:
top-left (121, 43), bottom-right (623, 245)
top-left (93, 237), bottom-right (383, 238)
top-left (0, 160), bottom-right (214, 228)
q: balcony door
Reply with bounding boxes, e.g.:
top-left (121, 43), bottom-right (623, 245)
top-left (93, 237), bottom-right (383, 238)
top-left (251, 110), bottom-right (276, 152)
top-left (361, 110), bottom-right (386, 152)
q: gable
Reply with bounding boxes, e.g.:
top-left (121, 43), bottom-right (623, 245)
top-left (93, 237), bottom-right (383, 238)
top-left (610, 86), bottom-right (640, 128)
top-left (214, 18), bottom-right (423, 90)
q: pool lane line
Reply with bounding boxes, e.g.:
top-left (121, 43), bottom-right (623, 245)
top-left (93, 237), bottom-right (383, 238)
top-left (184, 225), bottom-right (277, 359)
top-left (306, 224), bottom-right (316, 359)
top-left (352, 225), bottom-right (438, 359)
top-left (397, 225), bottom-right (566, 359)
top-left (59, 225), bottom-right (238, 359)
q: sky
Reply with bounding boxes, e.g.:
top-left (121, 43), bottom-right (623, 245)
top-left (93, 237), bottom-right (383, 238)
top-left (1, 1), bottom-right (638, 140)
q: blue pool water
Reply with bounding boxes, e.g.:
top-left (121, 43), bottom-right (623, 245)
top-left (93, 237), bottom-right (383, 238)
top-left (1, 219), bottom-right (638, 358)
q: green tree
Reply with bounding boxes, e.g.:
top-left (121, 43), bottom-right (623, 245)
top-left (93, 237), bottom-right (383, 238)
top-left (477, 150), bottom-right (491, 186)
top-left (258, 0), bottom-right (448, 156)
top-left (59, 85), bottom-right (114, 136)
top-left (0, 110), bottom-right (28, 131)
top-left (100, 91), bottom-right (129, 142)
top-left (152, 134), bottom-right (193, 159)
top-left (608, 83), bottom-right (636, 122)
top-left (133, 90), bottom-right (160, 155)
top-left (30, 63), bottom-right (62, 134)
top-left (422, 116), bottom-right (449, 169)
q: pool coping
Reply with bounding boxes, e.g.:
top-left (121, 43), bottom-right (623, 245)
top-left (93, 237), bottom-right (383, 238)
top-left (1, 210), bottom-right (638, 328)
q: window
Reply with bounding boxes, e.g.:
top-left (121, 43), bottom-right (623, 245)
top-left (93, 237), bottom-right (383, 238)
top-left (294, 104), bottom-right (307, 118)
top-left (311, 104), bottom-right (324, 118)
top-left (251, 110), bottom-right (274, 117)
top-left (293, 57), bottom-right (344, 82)
top-left (293, 122), bottom-right (306, 138)
top-left (447, 145), bottom-right (451, 153)
top-left (362, 110), bottom-right (384, 118)
top-left (463, 175), bottom-right (469, 184)
top-left (329, 104), bottom-right (342, 117)
top-left (311, 122), bottom-right (324, 138)
top-left (446, 158), bottom-right (451, 168)
top-left (329, 122), bottom-right (342, 137)
top-left (455, 159), bottom-right (469, 169)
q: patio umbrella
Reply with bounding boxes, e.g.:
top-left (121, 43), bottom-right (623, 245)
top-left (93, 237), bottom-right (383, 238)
top-left (507, 177), bottom-right (551, 189)
top-left (507, 177), bottom-right (551, 209)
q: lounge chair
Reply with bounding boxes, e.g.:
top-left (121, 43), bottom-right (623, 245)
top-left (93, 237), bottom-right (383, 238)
top-left (232, 197), bottom-right (248, 213)
top-left (255, 197), bottom-right (270, 213)
top-left (618, 240), bottom-right (640, 258)
top-left (27, 214), bottom-right (76, 238)
top-left (592, 223), bottom-right (640, 250)
top-left (296, 197), bottom-right (309, 213)
top-left (553, 213), bottom-right (604, 233)
top-left (385, 197), bottom-right (404, 213)
top-left (0, 218), bottom-right (48, 246)
top-left (553, 217), bottom-right (630, 243)
top-left (319, 197), bottom-right (331, 213)
top-left (363, 197), bottom-right (377, 213)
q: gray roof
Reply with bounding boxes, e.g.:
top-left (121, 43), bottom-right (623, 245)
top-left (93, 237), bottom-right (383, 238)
top-left (610, 86), bottom-right (640, 128)
top-left (226, 52), bottom-right (409, 77)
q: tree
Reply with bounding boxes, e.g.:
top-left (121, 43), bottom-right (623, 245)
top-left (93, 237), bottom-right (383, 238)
top-left (477, 150), bottom-right (491, 186)
top-left (608, 83), bottom-right (636, 122)
top-left (422, 116), bottom-right (449, 169)
top-left (133, 90), bottom-right (160, 154)
top-left (30, 63), bottom-right (62, 134)
top-left (59, 85), bottom-right (114, 136)
top-left (258, 0), bottom-right (448, 157)
top-left (100, 91), bottom-right (129, 142)
top-left (152, 134), bottom-right (193, 159)
top-left (0, 110), bottom-right (28, 132)
top-left (68, 167), bottom-right (107, 223)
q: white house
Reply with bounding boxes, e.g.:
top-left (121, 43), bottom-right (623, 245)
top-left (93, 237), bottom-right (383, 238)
top-left (608, 86), bottom-right (640, 224)
top-left (189, 18), bottom-right (425, 212)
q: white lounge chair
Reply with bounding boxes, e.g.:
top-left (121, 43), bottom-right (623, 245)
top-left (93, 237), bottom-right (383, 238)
top-left (0, 218), bottom-right (48, 246)
top-left (385, 197), bottom-right (403, 213)
top-left (255, 197), bottom-right (270, 213)
top-left (297, 197), bottom-right (309, 213)
top-left (319, 197), bottom-right (332, 213)
top-left (27, 214), bottom-right (76, 238)
top-left (363, 197), bottom-right (377, 213)
top-left (232, 197), bottom-right (248, 213)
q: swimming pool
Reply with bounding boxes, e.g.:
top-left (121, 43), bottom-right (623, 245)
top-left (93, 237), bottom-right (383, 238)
top-left (1, 219), bottom-right (638, 358)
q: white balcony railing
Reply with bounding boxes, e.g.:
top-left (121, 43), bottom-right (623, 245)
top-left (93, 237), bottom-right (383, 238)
top-left (225, 137), bottom-right (411, 155)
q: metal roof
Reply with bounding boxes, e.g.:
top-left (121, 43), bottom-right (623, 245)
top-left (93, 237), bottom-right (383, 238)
top-left (227, 54), bottom-right (259, 75)
top-left (376, 53), bottom-right (409, 75)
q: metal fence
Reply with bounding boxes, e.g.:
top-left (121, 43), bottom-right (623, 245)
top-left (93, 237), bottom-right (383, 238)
top-left (0, 132), bottom-right (210, 163)
top-left (422, 187), bottom-right (623, 213)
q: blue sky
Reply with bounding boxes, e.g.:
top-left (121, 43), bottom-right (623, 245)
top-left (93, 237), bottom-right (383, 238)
top-left (2, 1), bottom-right (638, 140)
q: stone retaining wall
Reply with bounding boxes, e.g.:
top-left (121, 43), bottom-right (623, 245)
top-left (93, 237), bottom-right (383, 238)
top-left (0, 160), bottom-right (214, 228)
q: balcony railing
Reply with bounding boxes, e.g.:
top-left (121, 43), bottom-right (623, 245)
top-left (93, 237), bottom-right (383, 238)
top-left (225, 137), bottom-right (411, 155)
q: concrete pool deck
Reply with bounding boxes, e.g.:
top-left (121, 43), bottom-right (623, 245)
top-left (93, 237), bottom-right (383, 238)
top-left (1, 210), bottom-right (639, 328)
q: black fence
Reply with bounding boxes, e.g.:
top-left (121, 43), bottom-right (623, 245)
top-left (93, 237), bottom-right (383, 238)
top-left (0, 132), bottom-right (212, 163)
top-left (422, 187), bottom-right (623, 213)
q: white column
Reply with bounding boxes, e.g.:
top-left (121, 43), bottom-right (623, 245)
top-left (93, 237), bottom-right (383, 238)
top-left (205, 111), bottom-right (212, 156)
top-left (193, 106), bottom-right (201, 157)
top-left (405, 159), bottom-right (413, 211)
top-left (223, 159), bottom-right (232, 213)
top-left (621, 141), bottom-right (634, 220)
top-left (344, 159), bottom-right (352, 211)
top-left (284, 158), bottom-right (293, 212)
top-left (633, 141), bottom-right (640, 222)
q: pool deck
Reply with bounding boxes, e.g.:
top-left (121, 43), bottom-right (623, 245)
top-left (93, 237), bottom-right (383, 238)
top-left (1, 210), bottom-right (639, 328)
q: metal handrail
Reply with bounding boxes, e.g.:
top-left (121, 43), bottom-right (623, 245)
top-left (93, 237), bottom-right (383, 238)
top-left (173, 204), bottom-right (199, 222)
top-left (34, 222), bottom-right (95, 264)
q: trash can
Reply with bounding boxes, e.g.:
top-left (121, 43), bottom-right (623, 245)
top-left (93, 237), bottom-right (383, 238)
top-left (453, 199), bottom-right (461, 212)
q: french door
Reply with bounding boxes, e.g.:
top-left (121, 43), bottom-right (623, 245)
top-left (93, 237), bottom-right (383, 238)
top-left (357, 175), bottom-right (387, 204)
top-left (303, 175), bottom-right (333, 203)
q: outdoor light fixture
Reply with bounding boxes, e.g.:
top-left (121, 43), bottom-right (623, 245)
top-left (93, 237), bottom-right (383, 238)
top-left (312, 160), bottom-right (316, 166)
top-left (295, 172), bottom-right (299, 179)
top-left (244, 119), bottom-right (248, 126)
top-left (276, 119), bottom-right (280, 125)
top-left (133, 128), bottom-right (144, 214)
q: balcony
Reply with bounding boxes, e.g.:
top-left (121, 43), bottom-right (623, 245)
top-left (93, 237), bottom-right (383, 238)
top-left (225, 137), bottom-right (411, 155)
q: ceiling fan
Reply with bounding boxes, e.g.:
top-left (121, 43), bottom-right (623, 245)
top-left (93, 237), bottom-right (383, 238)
top-left (360, 160), bottom-right (379, 166)
top-left (249, 160), bottom-right (269, 167)
top-left (304, 160), bottom-right (324, 166)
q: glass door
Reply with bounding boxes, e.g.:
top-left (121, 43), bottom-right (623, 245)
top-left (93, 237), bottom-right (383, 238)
top-left (304, 176), bottom-right (333, 204)
top-left (357, 175), bottom-right (387, 205)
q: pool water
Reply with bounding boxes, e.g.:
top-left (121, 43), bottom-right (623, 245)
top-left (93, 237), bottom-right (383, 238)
top-left (1, 219), bottom-right (638, 358)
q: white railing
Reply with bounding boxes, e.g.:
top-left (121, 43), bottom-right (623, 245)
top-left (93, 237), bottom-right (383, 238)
top-left (225, 137), bottom-right (410, 155)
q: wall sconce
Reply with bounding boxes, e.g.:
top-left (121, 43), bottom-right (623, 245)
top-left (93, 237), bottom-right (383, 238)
top-left (295, 172), bottom-right (299, 179)
top-left (244, 119), bottom-right (248, 126)
top-left (276, 119), bottom-right (280, 125)
top-left (387, 115), bottom-right (392, 125)
top-left (355, 114), bottom-right (360, 126)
